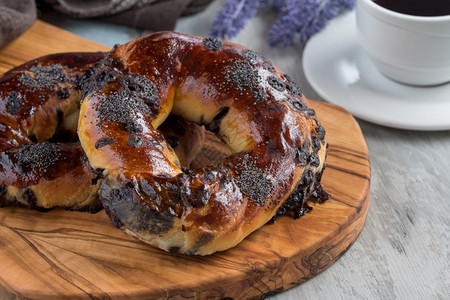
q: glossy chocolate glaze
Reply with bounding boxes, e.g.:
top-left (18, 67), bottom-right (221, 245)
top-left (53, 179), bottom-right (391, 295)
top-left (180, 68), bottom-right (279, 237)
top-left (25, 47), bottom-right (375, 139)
top-left (79, 32), bottom-right (328, 255)
top-left (0, 52), bottom-right (105, 210)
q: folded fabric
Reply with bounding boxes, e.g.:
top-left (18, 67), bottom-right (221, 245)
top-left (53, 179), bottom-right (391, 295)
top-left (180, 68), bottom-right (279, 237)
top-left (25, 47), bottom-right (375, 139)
top-left (42, 0), bottom-right (159, 18)
top-left (0, 0), bottom-right (36, 47)
top-left (0, 0), bottom-right (213, 48)
top-left (43, 0), bottom-right (214, 30)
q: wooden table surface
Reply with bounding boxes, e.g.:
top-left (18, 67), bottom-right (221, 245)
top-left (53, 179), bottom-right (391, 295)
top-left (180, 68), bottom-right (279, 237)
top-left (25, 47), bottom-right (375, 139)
top-left (20, 0), bottom-right (450, 299)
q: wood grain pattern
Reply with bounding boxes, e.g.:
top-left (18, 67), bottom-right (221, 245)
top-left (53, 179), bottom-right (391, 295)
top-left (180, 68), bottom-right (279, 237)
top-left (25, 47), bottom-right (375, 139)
top-left (0, 20), bottom-right (370, 299)
top-left (0, 20), bottom-right (109, 73)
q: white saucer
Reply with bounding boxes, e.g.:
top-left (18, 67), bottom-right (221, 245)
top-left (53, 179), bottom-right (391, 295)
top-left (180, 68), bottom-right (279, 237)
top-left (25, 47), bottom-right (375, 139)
top-left (303, 12), bottom-right (450, 131)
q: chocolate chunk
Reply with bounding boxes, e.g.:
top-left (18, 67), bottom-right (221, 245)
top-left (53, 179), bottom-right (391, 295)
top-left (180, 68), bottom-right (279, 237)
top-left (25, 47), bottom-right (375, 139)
top-left (311, 184), bottom-right (330, 203)
top-left (128, 135), bottom-right (144, 148)
top-left (140, 179), bottom-right (159, 200)
top-left (203, 37), bottom-right (222, 52)
top-left (188, 185), bottom-right (211, 208)
top-left (293, 202), bottom-right (312, 219)
top-left (292, 100), bottom-right (307, 111)
top-left (288, 99), bottom-right (315, 115)
top-left (6, 92), bottom-right (22, 114)
top-left (267, 76), bottom-right (285, 92)
top-left (311, 134), bottom-right (322, 152)
top-left (121, 73), bottom-right (159, 111)
top-left (295, 141), bottom-right (310, 166)
top-left (77, 68), bottom-right (95, 96)
top-left (104, 180), bottom-right (174, 234)
top-left (308, 152), bottom-right (320, 167)
top-left (106, 180), bottom-right (174, 234)
top-left (56, 88), bottom-right (71, 99)
top-left (97, 69), bottom-right (117, 84)
top-left (78, 64), bottom-right (118, 99)
top-left (165, 181), bottom-right (181, 204)
top-left (124, 122), bottom-right (143, 133)
top-left (274, 187), bottom-right (305, 218)
top-left (273, 182), bottom-right (313, 220)
top-left (316, 125), bottom-right (326, 141)
top-left (22, 188), bottom-right (37, 209)
top-left (295, 149), bottom-right (308, 166)
top-left (283, 74), bottom-right (303, 97)
top-left (95, 137), bottom-right (115, 149)
top-left (110, 181), bottom-right (134, 202)
top-left (177, 176), bottom-right (210, 208)
top-left (242, 50), bottom-right (264, 65)
top-left (300, 169), bottom-right (314, 187)
top-left (206, 106), bottom-right (229, 133)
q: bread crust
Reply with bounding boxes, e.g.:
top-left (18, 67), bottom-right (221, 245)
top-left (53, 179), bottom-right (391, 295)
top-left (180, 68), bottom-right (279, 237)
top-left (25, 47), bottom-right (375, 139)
top-left (0, 52), bottom-right (105, 211)
top-left (79, 32), bottom-right (328, 255)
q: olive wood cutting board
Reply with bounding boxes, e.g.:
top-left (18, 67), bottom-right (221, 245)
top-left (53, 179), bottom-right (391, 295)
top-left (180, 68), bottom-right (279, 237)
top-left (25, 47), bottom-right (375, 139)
top-left (0, 21), bottom-right (371, 299)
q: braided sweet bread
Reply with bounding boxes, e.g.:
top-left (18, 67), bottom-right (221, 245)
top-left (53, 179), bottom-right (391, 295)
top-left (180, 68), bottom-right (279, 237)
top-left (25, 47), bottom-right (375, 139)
top-left (78, 32), bottom-right (328, 255)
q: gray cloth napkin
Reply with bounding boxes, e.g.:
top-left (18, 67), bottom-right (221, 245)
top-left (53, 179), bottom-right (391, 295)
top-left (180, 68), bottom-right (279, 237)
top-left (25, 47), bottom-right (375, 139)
top-left (98, 0), bottom-right (213, 31)
top-left (0, 0), bottom-right (213, 48)
top-left (42, 0), bottom-right (213, 31)
top-left (0, 0), bottom-right (37, 47)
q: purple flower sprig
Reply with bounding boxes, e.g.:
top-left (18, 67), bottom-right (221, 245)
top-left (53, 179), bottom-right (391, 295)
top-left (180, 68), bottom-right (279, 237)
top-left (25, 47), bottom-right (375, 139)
top-left (210, 0), bottom-right (355, 47)
top-left (210, 0), bottom-right (262, 39)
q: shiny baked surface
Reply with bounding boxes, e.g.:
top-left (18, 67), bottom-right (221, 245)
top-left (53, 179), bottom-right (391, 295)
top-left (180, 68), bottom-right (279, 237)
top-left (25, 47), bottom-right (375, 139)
top-left (79, 32), bottom-right (328, 255)
top-left (0, 53), bottom-right (105, 211)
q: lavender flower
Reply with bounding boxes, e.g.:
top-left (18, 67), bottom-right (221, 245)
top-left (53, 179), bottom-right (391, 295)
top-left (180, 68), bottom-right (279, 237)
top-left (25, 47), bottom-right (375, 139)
top-left (210, 0), bottom-right (356, 46)
top-left (268, 0), bottom-right (341, 46)
top-left (210, 0), bottom-right (263, 39)
top-left (338, 0), bottom-right (356, 10)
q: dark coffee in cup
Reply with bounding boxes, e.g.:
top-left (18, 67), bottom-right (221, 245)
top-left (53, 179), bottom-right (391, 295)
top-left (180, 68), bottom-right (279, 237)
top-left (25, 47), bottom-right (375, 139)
top-left (373, 0), bottom-right (450, 17)
top-left (358, 0), bottom-right (450, 85)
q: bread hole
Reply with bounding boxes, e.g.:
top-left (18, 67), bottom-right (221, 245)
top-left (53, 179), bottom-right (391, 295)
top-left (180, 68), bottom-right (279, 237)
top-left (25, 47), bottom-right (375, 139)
top-left (158, 115), bottom-right (232, 170)
top-left (29, 135), bottom-right (38, 143)
top-left (190, 130), bottom-right (232, 169)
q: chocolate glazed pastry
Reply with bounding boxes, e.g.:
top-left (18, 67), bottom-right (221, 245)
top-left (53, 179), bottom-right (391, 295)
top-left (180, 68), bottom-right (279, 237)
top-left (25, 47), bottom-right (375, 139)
top-left (0, 52), bottom-right (106, 212)
top-left (0, 52), bottom-right (206, 212)
top-left (78, 32), bottom-right (329, 255)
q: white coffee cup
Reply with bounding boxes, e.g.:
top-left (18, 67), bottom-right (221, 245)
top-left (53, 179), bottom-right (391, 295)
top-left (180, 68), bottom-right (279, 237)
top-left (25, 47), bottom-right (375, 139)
top-left (356, 0), bottom-right (450, 86)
